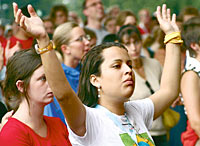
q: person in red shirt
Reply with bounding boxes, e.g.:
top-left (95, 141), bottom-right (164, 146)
top-left (3, 21), bottom-right (34, 65)
top-left (3, 5), bottom-right (35, 65)
top-left (0, 48), bottom-right (71, 146)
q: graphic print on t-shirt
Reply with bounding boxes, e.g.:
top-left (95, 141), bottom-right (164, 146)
top-left (120, 132), bottom-right (155, 146)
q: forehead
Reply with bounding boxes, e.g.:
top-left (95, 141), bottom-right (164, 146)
top-left (102, 46), bottom-right (130, 62)
top-left (44, 21), bottom-right (53, 25)
top-left (85, 0), bottom-right (101, 6)
top-left (140, 10), bottom-right (149, 16)
top-left (56, 10), bottom-right (65, 15)
top-left (70, 27), bottom-right (85, 37)
top-left (122, 33), bottom-right (140, 43)
top-left (125, 16), bottom-right (136, 21)
top-left (31, 66), bottom-right (44, 78)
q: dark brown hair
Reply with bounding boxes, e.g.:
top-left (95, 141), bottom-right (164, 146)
top-left (78, 42), bottom-right (127, 107)
top-left (2, 49), bottom-right (42, 111)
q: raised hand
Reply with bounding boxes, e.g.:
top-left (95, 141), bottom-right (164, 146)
top-left (13, 2), bottom-right (49, 47)
top-left (5, 40), bottom-right (22, 62)
top-left (156, 4), bottom-right (180, 35)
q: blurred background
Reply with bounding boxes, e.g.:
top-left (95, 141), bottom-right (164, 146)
top-left (0, 0), bottom-right (200, 25)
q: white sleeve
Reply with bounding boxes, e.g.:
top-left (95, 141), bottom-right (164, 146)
top-left (67, 106), bottom-right (102, 146)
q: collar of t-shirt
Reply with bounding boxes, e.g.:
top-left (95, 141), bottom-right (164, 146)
top-left (95, 104), bottom-right (138, 145)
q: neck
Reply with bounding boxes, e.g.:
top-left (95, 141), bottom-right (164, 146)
top-left (195, 54), bottom-right (200, 62)
top-left (132, 58), bottom-right (143, 69)
top-left (86, 18), bottom-right (102, 30)
top-left (63, 55), bottom-right (79, 68)
top-left (13, 100), bottom-right (45, 129)
top-left (99, 97), bottom-right (125, 115)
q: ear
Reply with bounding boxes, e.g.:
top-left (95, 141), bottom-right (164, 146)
top-left (61, 44), bottom-right (71, 55)
top-left (190, 43), bottom-right (200, 51)
top-left (16, 80), bottom-right (24, 93)
top-left (90, 74), bottom-right (100, 88)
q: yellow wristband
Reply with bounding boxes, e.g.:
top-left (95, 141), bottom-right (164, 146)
top-left (35, 41), bottom-right (55, 54)
top-left (164, 32), bottom-right (183, 44)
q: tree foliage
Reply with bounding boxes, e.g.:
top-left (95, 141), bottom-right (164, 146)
top-left (1, 0), bottom-right (200, 25)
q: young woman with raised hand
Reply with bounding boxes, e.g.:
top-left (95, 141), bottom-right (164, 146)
top-left (117, 24), bottom-right (168, 146)
top-left (12, 3), bottom-right (182, 146)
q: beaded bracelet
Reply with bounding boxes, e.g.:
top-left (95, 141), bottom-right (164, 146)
top-left (164, 32), bottom-right (183, 45)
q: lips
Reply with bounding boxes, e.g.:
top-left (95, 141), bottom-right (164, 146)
top-left (123, 78), bottom-right (134, 85)
top-left (47, 92), bottom-right (54, 97)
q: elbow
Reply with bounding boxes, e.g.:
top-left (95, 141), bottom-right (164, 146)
top-left (163, 87), bottom-right (180, 100)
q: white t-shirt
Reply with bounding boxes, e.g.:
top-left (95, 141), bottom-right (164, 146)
top-left (67, 98), bottom-right (155, 146)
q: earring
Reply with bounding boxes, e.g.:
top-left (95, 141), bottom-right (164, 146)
top-left (97, 86), bottom-right (101, 98)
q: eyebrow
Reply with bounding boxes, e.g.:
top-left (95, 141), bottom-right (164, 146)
top-left (112, 59), bottom-right (132, 63)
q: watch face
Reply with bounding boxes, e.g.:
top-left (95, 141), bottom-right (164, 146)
top-left (34, 44), bottom-right (40, 54)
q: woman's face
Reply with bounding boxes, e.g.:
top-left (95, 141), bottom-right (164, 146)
top-left (96, 46), bottom-right (135, 102)
top-left (122, 34), bottom-right (142, 60)
top-left (124, 16), bottom-right (137, 26)
top-left (27, 66), bottom-right (54, 106)
top-left (67, 27), bottom-right (90, 60)
top-left (55, 10), bottom-right (68, 26)
top-left (105, 19), bottom-right (116, 34)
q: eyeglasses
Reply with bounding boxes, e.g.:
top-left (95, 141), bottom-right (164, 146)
top-left (69, 34), bottom-right (91, 43)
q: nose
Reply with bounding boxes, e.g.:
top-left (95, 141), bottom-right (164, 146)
top-left (83, 37), bottom-right (90, 48)
top-left (124, 64), bottom-right (133, 75)
top-left (46, 81), bottom-right (52, 92)
top-left (130, 43), bottom-right (136, 51)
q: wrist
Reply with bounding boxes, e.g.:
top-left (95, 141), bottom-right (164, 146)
top-left (35, 40), bottom-right (54, 55)
top-left (165, 30), bottom-right (178, 35)
top-left (36, 33), bottom-right (50, 49)
top-left (164, 32), bottom-right (183, 45)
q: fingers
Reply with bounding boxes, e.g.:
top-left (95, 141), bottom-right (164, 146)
top-left (162, 4), bottom-right (167, 20)
top-left (27, 4), bottom-right (37, 17)
top-left (12, 2), bottom-right (18, 18)
top-left (172, 13), bottom-right (176, 23)
top-left (20, 15), bottom-right (26, 30)
top-left (167, 8), bottom-right (171, 21)
top-left (157, 4), bottom-right (171, 21)
top-left (15, 8), bottom-right (22, 24)
top-left (1, 110), bottom-right (13, 123)
top-left (156, 6), bottom-right (162, 23)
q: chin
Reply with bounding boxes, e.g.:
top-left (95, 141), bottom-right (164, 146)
top-left (125, 89), bottom-right (134, 98)
top-left (46, 97), bottom-right (54, 105)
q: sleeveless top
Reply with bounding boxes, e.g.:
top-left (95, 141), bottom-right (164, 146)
top-left (183, 51), bottom-right (200, 76)
top-left (181, 51), bottom-right (200, 146)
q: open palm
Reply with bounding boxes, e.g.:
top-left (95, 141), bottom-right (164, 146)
top-left (13, 3), bottom-right (46, 40)
top-left (156, 4), bottom-right (179, 35)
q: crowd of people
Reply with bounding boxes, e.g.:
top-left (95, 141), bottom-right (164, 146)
top-left (0, 0), bottom-right (199, 146)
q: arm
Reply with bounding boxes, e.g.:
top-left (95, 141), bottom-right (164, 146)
top-left (149, 4), bottom-right (181, 119)
top-left (13, 3), bottom-right (86, 136)
top-left (181, 71), bottom-right (200, 137)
